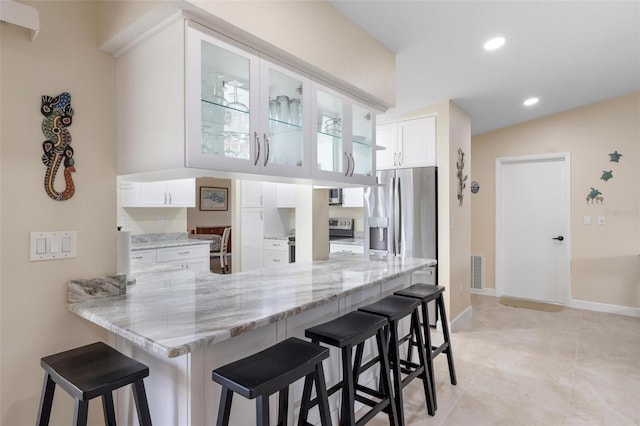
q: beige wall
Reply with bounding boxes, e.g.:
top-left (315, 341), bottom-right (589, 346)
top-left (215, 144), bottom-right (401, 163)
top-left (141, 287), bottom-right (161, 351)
top-left (471, 92), bottom-right (640, 308)
top-left (1, 2), bottom-right (115, 424)
top-left (389, 100), bottom-right (472, 321)
top-left (97, 0), bottom-right (396, 108)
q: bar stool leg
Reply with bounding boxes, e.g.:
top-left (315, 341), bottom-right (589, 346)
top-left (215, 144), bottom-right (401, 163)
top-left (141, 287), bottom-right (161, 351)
top-left (340, 345), bottom-right (356, 425)
top-left (411, 310), bottom-right (435, 416)
top-left (102, 392), bottom-right (116, 426)
top-left (375, 327), bottom-right (399, 426)
top-left (36, 374), bottom-right (55, 426)
top-left (314, 362), bottom-right (331, 426)
top-left (278, 387), bottom-right (289, 426)
top-left (437, 297), bottom-right (457, 385)
top-left (256, 395), bottom-right (270, 426)
top-left (419, 301), bottom-right (437, 411)
top-left (73, 399), bottom-right (89, 426)
top-left (132, 380), bottom-right (153, 426)
top-left (216, 387), bottom-right (233, 426)
top-left (388, 320), bottom-right (406, 426)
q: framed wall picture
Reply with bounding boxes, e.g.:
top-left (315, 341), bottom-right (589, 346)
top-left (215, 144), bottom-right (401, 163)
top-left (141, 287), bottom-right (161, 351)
top-left (200, 187), bottom-right (228, 211)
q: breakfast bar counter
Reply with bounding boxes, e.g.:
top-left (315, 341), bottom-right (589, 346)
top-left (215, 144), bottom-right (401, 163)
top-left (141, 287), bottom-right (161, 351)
top-left (69, 254), bottom-right (435, 425)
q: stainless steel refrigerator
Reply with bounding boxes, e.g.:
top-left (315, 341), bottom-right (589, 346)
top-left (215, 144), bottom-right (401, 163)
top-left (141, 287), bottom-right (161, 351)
top-left (364, 166), bottom-right (438, 283)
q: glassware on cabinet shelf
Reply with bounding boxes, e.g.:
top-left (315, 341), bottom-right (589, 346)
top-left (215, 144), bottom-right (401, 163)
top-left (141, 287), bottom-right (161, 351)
top-left (289, 98), bottom-right (301, 126)
top-left (225, 80), bottom-right (249, 112)
top-left (275, 95), bottom-right (290, 124)
top-left (202, 72), bottom-right (227, 106)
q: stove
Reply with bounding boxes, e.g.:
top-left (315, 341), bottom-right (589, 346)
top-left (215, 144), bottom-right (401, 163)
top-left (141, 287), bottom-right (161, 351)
top-left (329, 218), bottom-right (355, 240)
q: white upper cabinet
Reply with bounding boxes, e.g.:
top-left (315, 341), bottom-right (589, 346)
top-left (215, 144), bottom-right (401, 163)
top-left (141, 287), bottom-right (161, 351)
top-left (311, 82), bottom-right (376, 185)
top-left (120, 179), bottom-right (195, 208)
top-left (116, 17), bottom-right (379, 185)
top-left (341, 187), bottom-right (364, 208)
top-left (276, 183), bottom-right (297, 208)
top-left (186, 22), bottom-right (311, 178)
top-left (376, 116), bottom-right (436, 170)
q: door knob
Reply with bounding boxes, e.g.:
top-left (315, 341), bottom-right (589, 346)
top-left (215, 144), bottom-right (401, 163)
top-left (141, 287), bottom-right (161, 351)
top-left (552, 236), bottom-right (564, 241)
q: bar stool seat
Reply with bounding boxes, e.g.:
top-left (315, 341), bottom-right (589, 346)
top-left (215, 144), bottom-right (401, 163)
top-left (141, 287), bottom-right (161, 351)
top-left (359, 295), bottom-right (435, 425)
top-left (37, 342), bottom-right (151, 426)
top-left (394, 284), bottom-right (457, 411)
top-left (303, 311), bottom-right (399, 425)
top-left (212, 337), bottom-right (330, 426)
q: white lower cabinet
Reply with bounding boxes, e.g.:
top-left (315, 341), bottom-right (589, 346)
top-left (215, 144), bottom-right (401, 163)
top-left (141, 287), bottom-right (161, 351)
top-left (263, 239), bottom-right (289, 267)
top-left (129, 249), bottom-right (156, 271)
top-left (329, 243), bottom-right (364, 254)
top-left (157, 245), bottom-right (210, 271)
top-left (131, 244), bottom-right (210, 273)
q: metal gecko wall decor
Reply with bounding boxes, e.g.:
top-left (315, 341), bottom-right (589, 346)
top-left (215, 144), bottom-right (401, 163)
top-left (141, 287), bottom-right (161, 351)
top-left (40, 92), bottom-right (75, 201)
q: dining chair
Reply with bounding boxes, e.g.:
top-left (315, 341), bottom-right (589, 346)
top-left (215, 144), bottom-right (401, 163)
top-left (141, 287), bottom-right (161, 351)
top-left (211, 227), bottom-right (231, 274)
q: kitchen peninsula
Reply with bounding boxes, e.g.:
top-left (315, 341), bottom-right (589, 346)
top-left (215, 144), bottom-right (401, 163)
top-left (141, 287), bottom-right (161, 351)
top-left (69, 254), bottom-right (435, 425)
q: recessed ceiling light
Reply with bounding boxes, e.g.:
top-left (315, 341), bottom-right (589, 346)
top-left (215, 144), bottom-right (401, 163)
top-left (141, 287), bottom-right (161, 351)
top-left (523, 97), bottom-right (539, 106)
top-left (484, 37), bottom-right (505, 51)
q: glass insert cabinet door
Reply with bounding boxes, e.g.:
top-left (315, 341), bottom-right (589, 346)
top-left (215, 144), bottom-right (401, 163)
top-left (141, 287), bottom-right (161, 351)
top-left (350, 103), bottom-right (374, 178)
top-left (186, 23), bottom-right (260, 173)
top-left (314, 88), bottom-right (345, 175)
top-left (260, 60), bottom-right (309, 175)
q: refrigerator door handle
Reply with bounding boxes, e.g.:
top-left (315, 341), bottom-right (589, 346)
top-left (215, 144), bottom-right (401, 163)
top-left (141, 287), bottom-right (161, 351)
top-left (396, 176), bottom-right (402, 255)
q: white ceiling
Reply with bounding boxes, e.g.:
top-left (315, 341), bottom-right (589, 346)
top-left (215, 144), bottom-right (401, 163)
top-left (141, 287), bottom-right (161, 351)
top-left (329, 1), bottom-right (640, 135)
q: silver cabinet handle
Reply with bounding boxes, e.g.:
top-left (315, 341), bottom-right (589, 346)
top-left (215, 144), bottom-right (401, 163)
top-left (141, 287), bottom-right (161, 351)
top-left (273, 243), bottom-right (281, 247)
top-left (131, 256), bottom-right (144, 260)
top-left (344, 152), bottom-right (350, 176)
top-left (349, 153), bottom-right (355, 177)
top-left (393, 152), bottom-right (397, 167)
top-left (178, 251), bottom-right (190, 255)
top-left (398, 151), bottom-right (402, 166)
top-left (168, 192), bottom-right (172, 205)
top-left (260, 195), bottom-right (263, 206)
top-left (164, 192), bottom-right (167, 205)
top-left (273, 259), bottom-right (281, 262)
top-left (264, 133), bottom-right (270, 167)
top-left (254, 132), bottom-right (260, 166)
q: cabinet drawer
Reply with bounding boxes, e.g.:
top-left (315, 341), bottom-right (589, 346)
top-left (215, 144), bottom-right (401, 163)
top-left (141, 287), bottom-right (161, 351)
top-left (263, 250), bottom-right (289, 266)
top-left (157, 245), bottom-right (209, 263)
top-left (130, 249), bottom-right (156, 267)
top-left (330, 243), bottom-right (364, 254)
top-left (263, 239), bottom-right (288, 252)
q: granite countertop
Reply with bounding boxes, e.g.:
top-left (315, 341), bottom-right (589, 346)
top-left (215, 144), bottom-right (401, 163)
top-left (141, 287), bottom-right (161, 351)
top-left (69, 255), bottom-right (435, 358)
top-left (130, 232), bottom-right (213, 251)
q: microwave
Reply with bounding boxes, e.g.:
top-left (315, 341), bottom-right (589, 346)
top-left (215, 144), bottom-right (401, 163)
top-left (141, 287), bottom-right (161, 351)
top-left (328, 188), bottom-right (342, 205)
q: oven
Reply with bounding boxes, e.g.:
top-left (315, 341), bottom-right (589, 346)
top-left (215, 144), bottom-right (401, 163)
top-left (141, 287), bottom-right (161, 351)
top-left (329, 218), bottom-right (355, 240)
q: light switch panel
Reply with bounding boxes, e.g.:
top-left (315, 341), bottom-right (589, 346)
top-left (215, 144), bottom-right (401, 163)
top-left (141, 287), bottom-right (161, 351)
top-left (583, 215), bottom-right (591, 225)
top-left (597, 215), bottom-right (605, 225)
top-left (30, 231), bottom-right (77, 261)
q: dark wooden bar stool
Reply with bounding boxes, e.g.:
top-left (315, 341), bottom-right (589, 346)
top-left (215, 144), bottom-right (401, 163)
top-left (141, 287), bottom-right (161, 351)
top-left (36, 342), bottom-right (152, 426)
top-left (212, 337), bottom-right (330, 426)
top-left (359, 295), bottom-right (435, 425)
top-left (394, 283), bottom-right (457, 411)
top-left (303, 311), bottom-right (398, 425)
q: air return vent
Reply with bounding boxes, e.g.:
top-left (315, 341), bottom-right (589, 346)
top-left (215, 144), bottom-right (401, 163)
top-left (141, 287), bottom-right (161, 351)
top-left (471, 255), bottom-right (484, 290)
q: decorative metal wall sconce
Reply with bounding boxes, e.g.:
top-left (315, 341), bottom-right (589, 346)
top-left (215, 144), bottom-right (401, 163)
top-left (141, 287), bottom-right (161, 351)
top-left (456, 148), bottom-right (468, 206)
top-left (41, 92), bottom-right (75, 201)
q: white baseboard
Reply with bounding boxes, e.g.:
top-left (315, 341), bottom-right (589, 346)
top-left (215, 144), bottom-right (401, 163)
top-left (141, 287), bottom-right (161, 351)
top-left (450, 305), bottom-right (473, 332)
top-left (569, 299), bottom-right (640, 318)
top-left (471, 288), bottom-right (496, 296)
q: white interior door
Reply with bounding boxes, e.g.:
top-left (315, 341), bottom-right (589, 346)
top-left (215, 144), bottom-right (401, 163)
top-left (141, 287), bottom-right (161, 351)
top-left (496, 153), bottom-right (571, 304)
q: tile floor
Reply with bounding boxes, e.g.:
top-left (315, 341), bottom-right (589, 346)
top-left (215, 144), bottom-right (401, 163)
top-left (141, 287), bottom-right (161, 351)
top-left (368, 294), bottom-right (640, 425)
